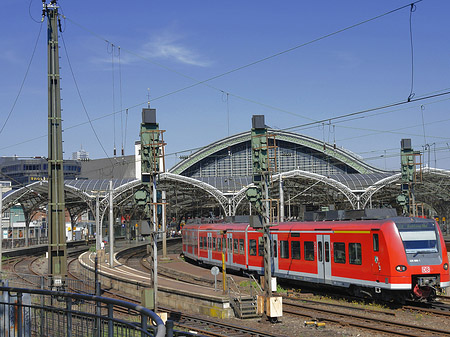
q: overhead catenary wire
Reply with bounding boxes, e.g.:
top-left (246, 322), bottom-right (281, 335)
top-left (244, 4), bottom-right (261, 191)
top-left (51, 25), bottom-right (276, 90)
top-left (61, 1), bottom-right (424, 124)
top-left (1, 85), bottom-right (450, 166)
top-left (4, 0), bottom-right (449, 169)
top-left (282, 90), bottom-right (450, 134)
top-left (0, 22), bottom-right (44, 137)
top-left (118, 46), bottom-right (124, 156)
top-left (109, 42), bottom-right (117, 157)
top-left (60, 30), bottom-right (116, 173)
top-left (407, 3), bottom-right (417, 102)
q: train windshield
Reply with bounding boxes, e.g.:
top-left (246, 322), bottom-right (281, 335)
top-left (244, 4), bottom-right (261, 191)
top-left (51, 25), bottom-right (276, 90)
top-left (396, 221), bottom-right (438, 254)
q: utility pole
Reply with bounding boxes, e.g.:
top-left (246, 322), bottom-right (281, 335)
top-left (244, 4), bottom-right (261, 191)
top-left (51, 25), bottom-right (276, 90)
top-left (134, 108), bottom-right (165, 311)
top-left (44, 0), bottom-right (67, 289)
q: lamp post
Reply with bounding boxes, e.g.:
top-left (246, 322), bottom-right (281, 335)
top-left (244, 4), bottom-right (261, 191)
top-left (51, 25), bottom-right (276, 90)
top-left (9, 209), bottom-right (13, 249)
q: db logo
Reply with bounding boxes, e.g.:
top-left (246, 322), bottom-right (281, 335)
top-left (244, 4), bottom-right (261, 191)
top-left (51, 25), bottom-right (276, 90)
top-left (421, 266), bottom-right (431, 273)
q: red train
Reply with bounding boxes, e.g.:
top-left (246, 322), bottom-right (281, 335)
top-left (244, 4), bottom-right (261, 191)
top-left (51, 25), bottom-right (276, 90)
top-left (182, 217), bottom-right (450, 302)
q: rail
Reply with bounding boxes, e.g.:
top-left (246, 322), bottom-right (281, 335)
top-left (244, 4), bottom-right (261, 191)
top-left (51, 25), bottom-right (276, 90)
top-left (0, 284), bottom-right (166, 337)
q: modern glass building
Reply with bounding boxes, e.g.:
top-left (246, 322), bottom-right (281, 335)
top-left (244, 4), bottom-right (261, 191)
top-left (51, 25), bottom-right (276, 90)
top-left (0, 157), bottom-right (81, 188)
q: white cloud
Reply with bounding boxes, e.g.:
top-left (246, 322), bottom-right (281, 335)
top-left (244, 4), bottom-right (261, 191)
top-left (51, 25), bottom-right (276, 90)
top-left (0, 50), bottom-right (21, 64)
top-left (90, 31), bottom-right (211, 68)
top-left (141, 32), bottom-right (211, 67)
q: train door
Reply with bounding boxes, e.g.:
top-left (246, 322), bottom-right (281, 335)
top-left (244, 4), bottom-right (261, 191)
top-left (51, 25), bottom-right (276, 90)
top-left (227, 232), bottom-right (233, 265)
top-left (207, 232), bottom-right (212, 261)
top-left (317, 235), bottom-right (332, 284)
top-left (371, 232), bottom-right (381, 281)
top-left (272, 234), bottom-right (279, 273)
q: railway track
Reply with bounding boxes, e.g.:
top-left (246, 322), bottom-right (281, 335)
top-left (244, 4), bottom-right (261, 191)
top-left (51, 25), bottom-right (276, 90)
top-left (100, 286), bottom-right (285, 337)
top-left (283, 300), bottom-right (450, 336)
top-left (11, 239), bottom-right (447, 337)
top-left (123, 247), bottom-right (450, 336)
top-left (163, 309), bottom-right (285, 337)
top-left (108, 242), bottom-right (288, 337)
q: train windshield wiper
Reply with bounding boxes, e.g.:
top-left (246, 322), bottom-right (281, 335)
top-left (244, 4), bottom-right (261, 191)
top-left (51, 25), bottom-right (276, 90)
top-left (413, 250), bottom-right (431, 257)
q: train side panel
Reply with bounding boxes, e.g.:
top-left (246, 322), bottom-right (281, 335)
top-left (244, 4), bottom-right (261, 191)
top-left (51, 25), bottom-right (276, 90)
top-left (183, 218), bottom-right (449, 301)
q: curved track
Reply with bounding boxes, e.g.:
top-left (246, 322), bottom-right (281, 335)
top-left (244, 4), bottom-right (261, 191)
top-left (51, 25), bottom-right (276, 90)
top-left (123, 242), bottom-right (450, 336)
top-left (283, 300), bottom-right (450, 336)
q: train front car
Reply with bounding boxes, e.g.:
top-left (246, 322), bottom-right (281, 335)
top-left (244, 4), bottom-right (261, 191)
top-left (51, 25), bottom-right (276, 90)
top-left (391, 217), bottom-right (450, 301)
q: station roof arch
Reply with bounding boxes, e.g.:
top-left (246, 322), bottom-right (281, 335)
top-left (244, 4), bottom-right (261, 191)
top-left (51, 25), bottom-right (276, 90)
top-left (3, 130), bottom-right (450, 221)
top-left (170, 129), bottom-right (387, 178)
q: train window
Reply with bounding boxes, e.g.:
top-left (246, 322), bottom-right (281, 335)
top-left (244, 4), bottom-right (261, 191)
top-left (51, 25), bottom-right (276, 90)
top-left (212, 237), bottom-right (216, 250)
top-left (333, 242), bottom-right (346, 263)
top-left (204, 237), bottom-right (207, 249)
top-left (318, 242), bottom-right (323, 262)
top-left (239, 239), bottom-right (245, 254)
top-left (217, 238), bottom-right (222, 251)
top-left (200, 236), bottom-right (204, 249)
top-left (280, 240), bottom-right (289, 259)
top-left (258, 237), bottom-right (264, 256)
top-left (233, 239), bottom-right (239, 253)
top-left (304, 241), bottom-right (314, 261)
top-left (249, 239), bottom-right (257, 256)
top-left (349, 243), bottom-right (362, 265)
top-left (291, 241), bottom-right (301, 260)
top-left (373, 234), bottom-right (379, 252)
top-left (399, 229), bottom-right (438, 254)
top-left (223, 238), bottom-right (226, 251)
top-left (325, 242), bottom-right (330, 262)
top-left (273, 240), bottom-right (277, 258)
top-left (228, 238), bottom-right (232, 251)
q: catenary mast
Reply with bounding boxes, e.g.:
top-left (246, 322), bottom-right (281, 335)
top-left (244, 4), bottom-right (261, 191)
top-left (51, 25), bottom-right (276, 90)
top-left (44, 0), bottom-right (67, 288)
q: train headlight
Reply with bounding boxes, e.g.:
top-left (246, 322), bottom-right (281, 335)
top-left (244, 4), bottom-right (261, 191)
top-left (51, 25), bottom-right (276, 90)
top-left (395, 265), bottom-right (407, 272)
top-left (444, 263), bottom-right (449, 270)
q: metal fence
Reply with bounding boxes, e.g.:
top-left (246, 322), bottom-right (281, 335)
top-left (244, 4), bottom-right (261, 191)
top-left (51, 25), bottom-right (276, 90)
top-left (0, 284), bottom-right (166, 337)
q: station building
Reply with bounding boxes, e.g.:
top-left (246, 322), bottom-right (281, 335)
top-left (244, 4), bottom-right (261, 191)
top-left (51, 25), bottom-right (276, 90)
top-left (1, 126), bottom-right (450, 241)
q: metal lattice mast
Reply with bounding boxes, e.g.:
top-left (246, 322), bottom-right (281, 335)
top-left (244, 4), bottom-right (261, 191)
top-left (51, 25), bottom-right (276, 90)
top-left (45, 0), bottom-right (67, 288)
top-left (246, 115), bottom-right (274, 319)
top-left (397, 139), bottom-right (422, 216)
top-left (134, 108), bottom-right (165, 311)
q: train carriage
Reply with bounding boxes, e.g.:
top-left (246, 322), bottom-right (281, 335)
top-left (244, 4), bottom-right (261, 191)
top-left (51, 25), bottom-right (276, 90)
top-left (183, 217), bottom-right (450, 302)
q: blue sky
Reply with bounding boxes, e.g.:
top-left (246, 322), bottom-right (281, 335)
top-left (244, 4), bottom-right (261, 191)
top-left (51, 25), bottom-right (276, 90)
top-left (1, 0), bottom-right (449, 171)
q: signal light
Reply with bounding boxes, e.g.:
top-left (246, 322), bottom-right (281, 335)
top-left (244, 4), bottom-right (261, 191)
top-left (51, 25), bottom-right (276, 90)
top-left (444, 263), bottom-right (448, 270)
top-left (395, 265), bottom-right (407, 272)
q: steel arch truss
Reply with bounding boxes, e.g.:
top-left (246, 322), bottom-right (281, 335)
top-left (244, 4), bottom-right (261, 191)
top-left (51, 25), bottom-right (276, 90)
top-left (231, 169), bottom-right (359, 215)
top-left (106, 173), bottom-right (230, 219)
top-left (2, 180), bottom-right (93, 221)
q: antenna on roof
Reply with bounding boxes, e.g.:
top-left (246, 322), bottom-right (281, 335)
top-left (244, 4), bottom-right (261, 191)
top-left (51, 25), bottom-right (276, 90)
top-left (147, 88), bottom-right (151, 108)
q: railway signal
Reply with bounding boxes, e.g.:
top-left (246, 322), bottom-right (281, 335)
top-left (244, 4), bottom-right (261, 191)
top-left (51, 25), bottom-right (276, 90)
top-left (246, 115), bottom-right (282, 321)
top-left (397, 139), bottom-right (422, 216)
top-left (134, 108), bottom-right (166, 312)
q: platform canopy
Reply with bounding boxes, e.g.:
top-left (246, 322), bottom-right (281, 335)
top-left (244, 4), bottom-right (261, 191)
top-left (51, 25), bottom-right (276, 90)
top-left (2, 130), bottom-right (450, 224)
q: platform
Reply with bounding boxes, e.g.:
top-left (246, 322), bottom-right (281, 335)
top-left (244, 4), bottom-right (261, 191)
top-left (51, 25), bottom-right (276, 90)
top-left (78, 246), bottom-right (236, 319)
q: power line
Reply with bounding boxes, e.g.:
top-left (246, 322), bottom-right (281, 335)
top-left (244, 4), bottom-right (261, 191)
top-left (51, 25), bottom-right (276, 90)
top-left (0, 22), bottom-right (44, 137)
top-left (280, 90), bottom-right (450, 133)
top-left (60, 30), bottom-right (117, 173)
top-left (61, 1), bottom-right (423, 122)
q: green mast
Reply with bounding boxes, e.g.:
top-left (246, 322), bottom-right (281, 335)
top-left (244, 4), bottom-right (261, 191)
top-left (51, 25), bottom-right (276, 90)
top-left (45, 0), bottom-right (67, 288)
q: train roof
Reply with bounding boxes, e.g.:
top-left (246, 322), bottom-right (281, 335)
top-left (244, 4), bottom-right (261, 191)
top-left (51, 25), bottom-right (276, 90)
top-left (183, 218), bottom-right (396, 231)
top-left (182, 217), bottom-right (436, 232)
